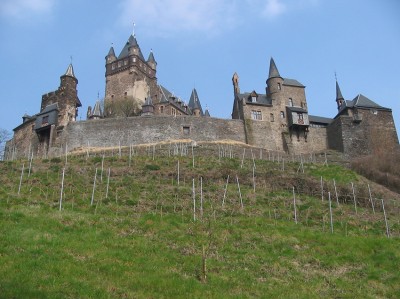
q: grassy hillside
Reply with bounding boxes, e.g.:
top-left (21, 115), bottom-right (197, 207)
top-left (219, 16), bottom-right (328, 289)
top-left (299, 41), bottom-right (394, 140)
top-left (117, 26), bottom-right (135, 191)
top-left (0, 144), bottom-right (399, 298)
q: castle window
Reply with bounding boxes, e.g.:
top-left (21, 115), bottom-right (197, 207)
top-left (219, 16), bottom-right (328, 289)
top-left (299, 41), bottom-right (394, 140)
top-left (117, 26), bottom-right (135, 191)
top-left (132, 57), bottom-right (137, 63)
top-left (278, 83), bottom-right (281, 90)
top-left (251, 96), bottom-right (257, 103)
top-left (124, 60), bottom-right (128, 66)
top-left (183, 126), bottom-right (190, 135)
top-left (301, 102), bottom-right (306, 109)
top-left (160, 106), bottom-right (164, 113)
top-left (118, 61), bottom-right (122, 67)
top-left (371, 109), bottom-right (378, 115)
top-left (171, 107), bottom-right (177, 116)
top-left (289, 98), bottom-right (293, 107)
top-left (280, 111), bottom-right (285, 118)
top-left (251, 110), bottom-right (262, 120)
top-left (124, 92), bottom-right (127, 97)
top-left (270, 113), bottom-right (274, 122)
top-left (112, 63), bottom-right (116, 70)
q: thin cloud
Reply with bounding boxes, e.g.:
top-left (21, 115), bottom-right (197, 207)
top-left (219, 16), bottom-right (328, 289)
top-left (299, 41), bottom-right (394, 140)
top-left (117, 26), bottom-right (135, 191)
top-left (262, 0), bottom-right (287, 18)
top-left (118, 0), bottom-right (238, 37)
top-left (0, 0), bottom-right (55, 19)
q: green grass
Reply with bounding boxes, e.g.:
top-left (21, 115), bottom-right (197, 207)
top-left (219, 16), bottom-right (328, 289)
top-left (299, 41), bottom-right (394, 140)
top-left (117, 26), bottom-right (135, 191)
top-left (0, 152), bottom-right (399, 298)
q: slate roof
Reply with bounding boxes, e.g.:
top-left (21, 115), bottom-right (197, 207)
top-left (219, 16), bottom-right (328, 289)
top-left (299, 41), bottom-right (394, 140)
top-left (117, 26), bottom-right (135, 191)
top-left (147, 51), bottom-right (156, 63)
top-left (239, 92), bottom-right (272, 106)
top-left (107, 46), bottom-right (116, 57)
top-left (91, 100), bottom-right (103, 118)
top-left (283, 78), bottom-right (304, 87)
top-left (336, 81), bottom-right (344, 100)
top-left (188, 88), bottom-right (204, 115)
top-left (158, 85), bottom-right (191, 113)
top-left (340, 94), bottom-right (390, 112)
top-left (287, 106), bottom-right (307, 113)
top-left (268, 58), bottom-right (281, 79)
top-left (39, 103), bottom-right (59, 115)
top-left (309, 115), bottom-right (333, 124)
top-left (118, 35), bottom-right (145, 61)
top-left (64, 64), bottom-right (76, 78)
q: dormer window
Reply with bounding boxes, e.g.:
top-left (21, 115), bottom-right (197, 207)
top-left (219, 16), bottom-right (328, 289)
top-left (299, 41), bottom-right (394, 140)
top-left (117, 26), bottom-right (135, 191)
top-left (251, 96), bottom-right (257, 103)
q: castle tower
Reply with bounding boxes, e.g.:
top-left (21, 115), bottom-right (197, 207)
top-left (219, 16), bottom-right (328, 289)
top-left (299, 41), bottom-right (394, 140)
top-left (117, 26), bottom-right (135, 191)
top-left (266, 57), bottom-right (283, 98)
top-left (147, 50), bottom-right (157, 71)
top-left (188, 88), bottom-right (203, 116)
top-left (141, 96), bottom-right (155, 116)
top-left (336, 80), bottom-right (345, 110)
top-left (232, 72), bottom-right (240, 95)
top-left (104, 34), bottom-right (159, 117)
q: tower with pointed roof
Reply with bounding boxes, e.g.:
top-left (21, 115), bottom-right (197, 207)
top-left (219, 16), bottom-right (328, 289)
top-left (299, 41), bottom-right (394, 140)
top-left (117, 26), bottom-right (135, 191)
top-left (104, 34), bottom-right (159, 117)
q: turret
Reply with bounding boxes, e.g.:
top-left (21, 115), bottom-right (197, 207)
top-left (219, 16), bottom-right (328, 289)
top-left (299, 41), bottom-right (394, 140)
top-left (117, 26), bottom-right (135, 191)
top-left (188, 88), bottom-right (203, 116)
top-left (142, 96), bottom-right (154, 116)
top-left (336, 80), bottom-right (345, 110)
top-left (147, 50), bottom-right (157, 71)
top-left (106, 46), bottom-right (116, 64)
top-left (232, 72), bottom-right (240, 95)
top-left (266, 57), bottom-right (283, 96)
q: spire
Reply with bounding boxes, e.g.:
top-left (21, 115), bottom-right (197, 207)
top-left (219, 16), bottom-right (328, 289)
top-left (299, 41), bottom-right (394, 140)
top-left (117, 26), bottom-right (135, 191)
top-left (91, 100), bottom-right (103, 119)
top-left (336, 80), bottom-right (344, 101)
top-left (64, 63), bottom-right (76, 78)
top-left (204, 105), bottom-right (210, 117)
top-left (107, 46), bottom-right (115, 57)
top-left (147, 50), bottom-right (156, 63)
top-left (188, 88), bottom-right (204, 116)
top-left (118, 34), bottom-right (144, 60)
top-left (335, 79), bottom-right (345, 110)
top-left (268, 57), bottom-right (281, 79)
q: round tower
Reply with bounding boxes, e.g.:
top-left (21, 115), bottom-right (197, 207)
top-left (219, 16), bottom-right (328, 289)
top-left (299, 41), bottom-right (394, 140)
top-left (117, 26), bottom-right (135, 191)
top-left (266, 57), bottom-right (283, 97)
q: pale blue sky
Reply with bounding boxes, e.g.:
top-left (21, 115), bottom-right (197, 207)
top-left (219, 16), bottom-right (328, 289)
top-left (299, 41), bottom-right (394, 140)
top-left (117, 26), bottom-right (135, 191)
top-left (0, 0), bottom-right (399, 140)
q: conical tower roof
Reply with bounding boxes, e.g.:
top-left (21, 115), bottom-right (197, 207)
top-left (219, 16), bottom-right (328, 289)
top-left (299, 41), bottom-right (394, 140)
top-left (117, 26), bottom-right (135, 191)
top-left (118, 34), bottom-right (145, 60)
top-left (91, 100), bottom-right (103, 118)
top-left (268, 57), bottom-right (281, 79)
top-left (147, 50), bottom-right (156, 63)
top-left (64, 63), bottom-right (76, 78)
top-left (107, 46), bottom-right (116, 57)
top-left (336, 80), bottom-right (344, 101)
top-left (188, 88), bottom-right (204, 115)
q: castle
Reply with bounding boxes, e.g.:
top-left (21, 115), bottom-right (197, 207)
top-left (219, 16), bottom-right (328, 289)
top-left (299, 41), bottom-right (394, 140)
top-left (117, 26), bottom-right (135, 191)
top-left (4, 33), bottom-right (399, 160)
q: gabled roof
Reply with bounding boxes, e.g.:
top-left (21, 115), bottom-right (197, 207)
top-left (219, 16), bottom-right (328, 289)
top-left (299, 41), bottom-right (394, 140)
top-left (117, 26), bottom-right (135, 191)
top-left (118, 35), bottom-right (145, 60)
top-left (188, 88), bottom-right (204, 115)
top-left (283, 78), bottom-right (304, 87)
top-left (268, 57), bottom-right (281, 79)
top-left (340, 94), bottom-right (390, 111)
top-left (204, 108), bottom-right (210, 117)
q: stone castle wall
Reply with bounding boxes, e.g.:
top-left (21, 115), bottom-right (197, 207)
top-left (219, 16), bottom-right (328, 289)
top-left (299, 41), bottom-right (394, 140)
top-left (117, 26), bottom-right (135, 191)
top-left (61, 116), bottom-right (247, 152)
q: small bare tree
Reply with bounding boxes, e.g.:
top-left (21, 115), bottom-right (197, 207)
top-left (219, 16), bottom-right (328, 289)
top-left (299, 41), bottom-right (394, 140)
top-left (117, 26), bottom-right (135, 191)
top-left (104, 96), bottom-right (142, 118)
top-left (0, 128), bottom-right (11, 161)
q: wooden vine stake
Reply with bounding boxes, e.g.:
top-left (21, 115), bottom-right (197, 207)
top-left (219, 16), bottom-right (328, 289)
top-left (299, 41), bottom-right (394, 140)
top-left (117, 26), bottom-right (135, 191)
top-left (381, 199), bottom-right (390, 238)
top-left (59, 168), bottom-right (65, 211)
top-left (201, 245), bottom-right (207, 283)
top-left (236, 175), bottom-right (244, 209)
top-left (333, 179), bottom-right (339, 205)
top-left (222, 175), bottom-right (229, 206)
top-left (91, 168), bottom-right (98, 206)
top-left (292, 187), bottom-right (298, 224)
top-left (100, 155), bottom-right (105, 182)
top-left (351, 182), bottom-right (357, 214)
top-left (28, 152), bottom-right (34, 177)
top-left (18, 163), bottom-right (25, 195)
top-left (320, 176), bottom-right (324, 201)
top-left (192, 178), bottom-right (196, 221)
top-left (328, 191), bottom-right (334, 233)
top-left (105, 168), bottom-right (111, 199)
top-left (177, 160), bottom-right (180, 186)
top-left (200, 177), bottom-right (203, 219)
top-left (368, 184), bottom-right (375, 214)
